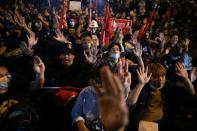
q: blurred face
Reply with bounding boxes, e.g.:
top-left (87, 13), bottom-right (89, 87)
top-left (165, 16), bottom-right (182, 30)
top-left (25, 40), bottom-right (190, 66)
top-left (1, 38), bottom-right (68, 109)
top-left (69, 19), bottom-right (75, 27)
top-left (0, 67), bottom-right (10, 94)
top-left (171, 35), bottom-right (179, 45)
top-left (110, 45), bottom-right (121, 54)
top-left (81, 36), bottom-right (93, 49)
top-left (110, 45), bottom-right (121, 62)
top-left (149, 74), bottom-right (166, 90)
top-left (60, 53), bottom-right (75, 66)
top-left (92, 35), bottom-right (99, 46)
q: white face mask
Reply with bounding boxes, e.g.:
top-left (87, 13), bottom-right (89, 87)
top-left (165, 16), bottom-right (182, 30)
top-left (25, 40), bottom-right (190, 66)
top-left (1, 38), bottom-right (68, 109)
top-left (70, 21), bottom-right (75, 27)
top-left (110, 53), bottom-right (120, 60)
top-left (91, 28), bottom-right (97, 33)
top-left (0, 83), bottom-right (8, 90)
top-left (0, 75), bottom-right (10, 90)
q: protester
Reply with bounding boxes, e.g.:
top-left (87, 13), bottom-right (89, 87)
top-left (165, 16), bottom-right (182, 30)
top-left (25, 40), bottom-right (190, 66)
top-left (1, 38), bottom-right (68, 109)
top-left (0, 0), bottom-right (197, 131)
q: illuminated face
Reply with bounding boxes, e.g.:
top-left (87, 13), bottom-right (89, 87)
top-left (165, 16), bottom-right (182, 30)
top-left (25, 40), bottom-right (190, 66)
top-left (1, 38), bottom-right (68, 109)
top-left (92, 35), bottom-right (99, 46)
top-left (171, 35), bottom-right (179, 45)
top-left (110, 45), bottom-right (121, 54)
top-left (109, 45), bottom-right (121, 61)
top-left (81, 36), bottom-right (93, 49)
top-left (149, 74), bottom-right (166, 90)
top-left (60, 53), bottom-right (75, 66)
top-left (0, 67), bottom-right (10, 94)
top-left (0, 67), bottom-right (9, 79)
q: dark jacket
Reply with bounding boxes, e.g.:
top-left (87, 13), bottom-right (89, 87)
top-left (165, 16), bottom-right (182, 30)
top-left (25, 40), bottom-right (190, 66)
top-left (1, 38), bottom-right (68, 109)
top-left (127, 81), bottom-right (192, 131)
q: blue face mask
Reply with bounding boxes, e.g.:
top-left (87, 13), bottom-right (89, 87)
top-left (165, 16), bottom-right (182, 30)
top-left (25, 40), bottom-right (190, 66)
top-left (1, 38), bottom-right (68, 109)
top-left (82, 43), bottom-right (89, 50)
top-left (0, 83), bottom-right (8, 90)
top-left (82, 43), bottom-right (91, 50)
top-left (110, 53), bottom-right (120, 60)
top-left (0, 75), bottom-right (11, 90)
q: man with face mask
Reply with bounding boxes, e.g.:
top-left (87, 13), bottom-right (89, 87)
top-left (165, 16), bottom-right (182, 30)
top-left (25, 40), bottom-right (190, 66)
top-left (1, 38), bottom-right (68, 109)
top-left (44, 45), bottom-right (86, 87)
top-left (0, 66), bottom-right (18, 120)
top-left (0, 66), bottom-right (11, 94)
top-left (89, 20), bottom-right (99, 36)
top-left (127, 62), bottom-right (196, 131)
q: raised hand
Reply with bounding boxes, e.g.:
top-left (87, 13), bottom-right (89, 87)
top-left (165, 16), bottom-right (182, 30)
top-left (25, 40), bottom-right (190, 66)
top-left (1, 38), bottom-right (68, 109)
top-left (133, 45), bottom-right (144, 70)
top-left (133, 45), bottom-right (142, 57)
top-left (53, 29), bottom-right (71, 44)
top-left (131, 30), bottom-right (139, 45)
top-left (19, 41), bottom-right (34, 56)
top-left (95, 66), bottom-right (128, 131)
top-left (176, 62), bottom-right (196, 95)
top-left (33, 56), bottom-right (45, 74)
top-left (175, 62), bottom-right (188, 79)
top-left (190, 67), bottom-right (197, 82)
top-left (26, 32), bottom-right (38, 49)
top-left (137, 66), bottom-right (152, 85)
top-left (117, 59), bottom-right (131, 89)
top-left (84, 42), bottom-right (99, 65)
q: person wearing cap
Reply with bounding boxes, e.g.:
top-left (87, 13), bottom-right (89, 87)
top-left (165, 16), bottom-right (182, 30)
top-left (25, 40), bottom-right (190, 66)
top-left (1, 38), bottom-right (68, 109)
top-left (44, 44), bottom-right (87, 87)
top-left (59, 45), bottom-right (76, 67)
top-left (89, 20), bottom-right (99, 36)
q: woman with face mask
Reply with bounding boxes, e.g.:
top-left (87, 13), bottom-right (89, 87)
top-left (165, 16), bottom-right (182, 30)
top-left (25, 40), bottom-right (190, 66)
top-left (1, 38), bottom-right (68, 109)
top-left (109, 44), bottom-right (121, 63)
top-left (0, 66), bottom-right (11, 94)
top-left (96, 43), bottom-right (122, 72)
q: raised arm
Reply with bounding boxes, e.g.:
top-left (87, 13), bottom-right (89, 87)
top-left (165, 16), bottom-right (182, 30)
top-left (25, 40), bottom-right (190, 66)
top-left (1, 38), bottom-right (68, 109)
top-left (95, 66), bottom-right (129, 131)
top-left (133, 44), bottom-right (144, 71)
top-left (30, 56), bottom-right (45, 91)
top-left (20, 32), bottom-right (38, 56)
top-left (53, 29), bottom-right (72, 44)
top-left (126, 66), bottom-right (151, 106)
top-left (175, 62), bottom-right (196, 95)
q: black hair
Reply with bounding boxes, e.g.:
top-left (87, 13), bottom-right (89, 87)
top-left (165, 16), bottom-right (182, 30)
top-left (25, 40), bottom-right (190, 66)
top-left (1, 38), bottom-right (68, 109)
top-left (107, 43), bottom-right (122, 52)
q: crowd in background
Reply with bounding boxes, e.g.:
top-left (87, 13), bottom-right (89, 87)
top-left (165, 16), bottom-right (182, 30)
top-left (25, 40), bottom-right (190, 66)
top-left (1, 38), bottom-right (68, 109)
top-left (0, 0), bottom-right (197, 131)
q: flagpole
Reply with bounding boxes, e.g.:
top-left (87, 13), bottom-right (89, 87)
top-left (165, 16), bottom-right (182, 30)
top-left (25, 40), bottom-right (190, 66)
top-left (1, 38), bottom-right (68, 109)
top-left (88, 0), bottom-right (92, 25)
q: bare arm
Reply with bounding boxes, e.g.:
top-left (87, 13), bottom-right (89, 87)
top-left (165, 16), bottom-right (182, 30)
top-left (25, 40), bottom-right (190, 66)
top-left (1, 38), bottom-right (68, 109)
top-left (127, 67), bottom-right (151, 105)
top-left (30, 56), bottom-right (45, 91)
top-left (133, 45), bottom-right (144, 70)
top-left (76, 120), bottom-right (90, 131)
top-left (95, 66), bottom-right (129, 131)
top-left (176, 62), bottom-right (196, 95)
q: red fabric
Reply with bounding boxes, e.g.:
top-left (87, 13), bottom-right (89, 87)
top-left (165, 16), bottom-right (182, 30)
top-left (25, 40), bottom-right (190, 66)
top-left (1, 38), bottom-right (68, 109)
top-left (56, 86), bottom-right (82, 103)
top-left (103, 1), bottom-right (112, 47)
top-left (162, 6), bottom-right (171, 23)
top-left (138, 6), bottom-right (158, 41)
top-left (59, 0), bottom-right (67, 29)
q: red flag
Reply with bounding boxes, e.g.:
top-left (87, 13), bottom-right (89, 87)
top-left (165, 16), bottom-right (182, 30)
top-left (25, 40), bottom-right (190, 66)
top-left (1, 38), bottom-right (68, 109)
top-left (103, 0), bottom-right (112, 47)
top-left (59, 0), bottom-right (67, 29)
top-left (162, 6), bottom-right (171, 23)
top-left (138, 5), bottom-right (158, 41)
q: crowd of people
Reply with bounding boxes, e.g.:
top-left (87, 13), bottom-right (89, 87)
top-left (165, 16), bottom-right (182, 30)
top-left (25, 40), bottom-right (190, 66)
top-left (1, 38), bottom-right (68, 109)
top-left (0, 0), bottom-right (197, 131)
